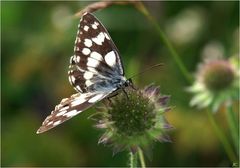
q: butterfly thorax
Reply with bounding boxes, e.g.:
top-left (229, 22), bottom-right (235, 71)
top-left (88, 76), bottom-right (127, 93)
top-left (105, 78), bottom-right (133, 99)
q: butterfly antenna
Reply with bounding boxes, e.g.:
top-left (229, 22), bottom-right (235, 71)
top-left (129, 63), bottom-right (164, 79)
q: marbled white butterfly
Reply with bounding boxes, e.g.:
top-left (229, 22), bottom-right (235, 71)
top-left (37, 12), bottom-right (133, 134)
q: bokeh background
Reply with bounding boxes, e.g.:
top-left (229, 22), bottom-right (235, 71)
top-left (1, 1), bottom-right (239, 167)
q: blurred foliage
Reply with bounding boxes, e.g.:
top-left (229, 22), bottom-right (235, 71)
top-left (1, 1), bottom-right (239, 167)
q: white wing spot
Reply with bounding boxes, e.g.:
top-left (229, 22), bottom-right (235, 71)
top-left (94, 21), bottom-right (99, 26)
top-left (92, 32), bottom-right (105, 45)
top-left (84, 25), bottom-right (89, 31)
top-left (60, 106), bottom-right (69, 111)
top-left (53, 120), bottom-right (61, 126)
top-left (84, 39), bottom-right (92, 47)
top-left (85, 80), bottom-right (93, 87)
top-left (74, 46), bottom-right (80, 51)
top-left (71, 97), bottom-right (86, 106)
top-left (88, 94), bottom-right (104, 103)
top-left (92, 23), bottom-right (97, 29)
top-left (73, 55), bottom-right (78, 62)
top-left (71, 75), bottom-right (76, 83)
top-left (46, 115), bottom-right (51, 121)
top-left (104, 33), bottom-right (110, 40)
top-left (76, 56), bottom-right (80, 63)
top-left (56, 110), bottom-right (67, 117)
top-left (75, 37), bottom-right (81, 44)
top-left (61, 98), bottom-right (68, 104)
top-left (83, 12), bottom-right (88, 16)
top-left (71, 93), bottom-right (79, 98)
top-left (82, 48), bottom-right (91, 55)
top-left (75, 85), bottom-right (82, 92)
top-left (69, 75), bottom-right (75, 84)
top-left (104, 51), bottom-right (116, 66)
top-left (64, 110), bottom-right (79, 117)
top-left (70, 56), bottom-right (74, 64)
top-left (90, 51), bottom-right (102, 61)
top-left (84, 71), bottom-right (93, 80)
top-left (87, 57), bottom-right (99, 67)
top-left (87, 67), bottom-right (98, 73)
top-left (47, 121), bottom-right (53, 126)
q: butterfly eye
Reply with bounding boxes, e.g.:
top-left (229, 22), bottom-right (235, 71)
top-left (124, 81), bottom-right (129, 87)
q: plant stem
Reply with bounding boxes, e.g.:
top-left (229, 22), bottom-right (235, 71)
top-left (134, 2), bottom-right (193, 83)
top-left (206, 109), bottom-right (237, 162)
top-left (134, 0), bottom-right (238, 164)
top-left (226, 104), bottom-right (239, 154)
top-left (138, 148), bottom-right (146, 168)
top-left (129, 151), bottom-right (138, 168)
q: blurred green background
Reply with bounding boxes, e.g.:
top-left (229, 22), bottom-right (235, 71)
top-left (1, 1), bottom-right (239, 167)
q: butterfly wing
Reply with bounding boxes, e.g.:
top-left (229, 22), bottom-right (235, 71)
top-left (69, 12), bottom-right (125, 93)
top-left (37, 13), bottom-right (126, 134)
top-left (36, 91), bottom-right (112, 134)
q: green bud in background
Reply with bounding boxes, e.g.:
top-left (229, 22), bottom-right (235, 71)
top-left (188, 56), bottom-right (239, 112)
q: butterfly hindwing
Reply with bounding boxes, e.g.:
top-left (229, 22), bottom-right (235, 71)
top-left (36, 92), bottom-right (111, 134)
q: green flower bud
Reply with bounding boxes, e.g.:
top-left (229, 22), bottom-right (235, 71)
top-left (92, 84), bottom-right (172, 154)
top-left (201, 60), bottom-right (234, 91)
top-left (188, 56), bottom-right (239, 112)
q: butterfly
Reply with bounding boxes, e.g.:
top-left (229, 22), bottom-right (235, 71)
top-left (36, 12), bottom-right (133, 134)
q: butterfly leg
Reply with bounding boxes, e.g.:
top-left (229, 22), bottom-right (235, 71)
top-left (130, 84), bottom-right (138, 90)
top-left (122, 88), bottom-right (129, 100)
top-left (106, 92), bottom-right (119, 105)
top-left (107, 97), bottom-right (113, 105)
top-left (107, 92), bottom-right (119, 99)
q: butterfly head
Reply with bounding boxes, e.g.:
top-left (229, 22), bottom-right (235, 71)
top-left (124, 78), bottom-right (135, 89)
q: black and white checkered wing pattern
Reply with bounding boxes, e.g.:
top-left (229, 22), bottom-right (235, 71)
top-left (37, 92), bottom-right (110, 134)
top-left (69, 12), bottom-right (124, 93)
top-left (37, 13), bottom-right (126, 134)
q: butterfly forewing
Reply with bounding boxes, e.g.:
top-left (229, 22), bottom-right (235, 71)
top-left (69, 12), bottom-right (124, 93)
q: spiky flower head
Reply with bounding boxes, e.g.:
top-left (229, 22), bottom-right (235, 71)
top-left (188, 55), bottom-right (239, 112)
top-left (92, 85), bottom-right (172, 154)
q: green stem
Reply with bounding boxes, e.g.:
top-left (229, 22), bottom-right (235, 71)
top-left (129, 152), bottom-right (138, 168)
top-left (134, 0), bottom-right (238, 164)
top-left (206, 109), bottom-right (237, 162)
top-left (138, 148), bottom-right (146, 168)
top-left (226, 104), bottom-right (239, 155)
top-left (134, 2), bottom-right (193, 83)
